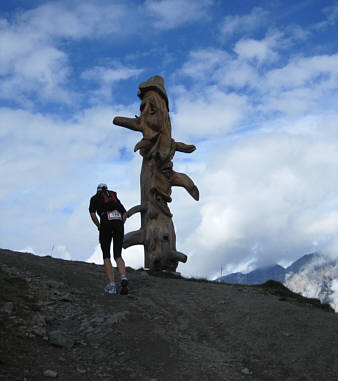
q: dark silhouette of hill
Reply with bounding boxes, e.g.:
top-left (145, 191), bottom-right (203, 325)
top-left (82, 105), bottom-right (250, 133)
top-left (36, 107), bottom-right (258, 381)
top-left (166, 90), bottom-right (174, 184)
top-left (218, 264), bottom-right (286, 285)
top-left (217, 253), bottom-right (320, 285)
top-left (1, 248), bottom-right (338, 380)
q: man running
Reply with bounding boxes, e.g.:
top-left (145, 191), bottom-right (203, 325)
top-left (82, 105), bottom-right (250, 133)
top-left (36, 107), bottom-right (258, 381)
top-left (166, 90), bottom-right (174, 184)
top-left (89, 183), bottom-right (129, 295)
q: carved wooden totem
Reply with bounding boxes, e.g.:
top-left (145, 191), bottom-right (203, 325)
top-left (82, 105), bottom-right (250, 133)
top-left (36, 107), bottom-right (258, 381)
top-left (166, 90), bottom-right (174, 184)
top-left (113, 76), bottom-right (199, 272)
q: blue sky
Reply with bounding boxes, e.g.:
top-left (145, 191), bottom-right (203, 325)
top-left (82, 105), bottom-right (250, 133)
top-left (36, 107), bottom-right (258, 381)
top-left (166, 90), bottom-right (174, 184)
top-left (1, 0), bottom-right (338, 278)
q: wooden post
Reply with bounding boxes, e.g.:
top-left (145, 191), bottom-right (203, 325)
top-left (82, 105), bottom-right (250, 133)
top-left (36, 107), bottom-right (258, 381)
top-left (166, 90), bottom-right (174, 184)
top-left (113, 76), bottom-right (199, 272)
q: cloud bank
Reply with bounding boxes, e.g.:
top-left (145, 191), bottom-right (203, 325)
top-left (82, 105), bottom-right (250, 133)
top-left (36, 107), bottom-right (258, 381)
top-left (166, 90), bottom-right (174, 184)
top-left (1, 1), bottom-right (338, 281)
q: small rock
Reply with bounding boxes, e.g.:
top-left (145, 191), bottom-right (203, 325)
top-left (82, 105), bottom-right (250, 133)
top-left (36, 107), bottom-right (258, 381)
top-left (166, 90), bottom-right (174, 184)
top-left (32, 314), bottom-right (47, 326)
top-left (77, 367), bottom-right (86, 374)
top-left (49, 330), bottom-right (73, 348)
top-left (281, 331), bottom-right (294, 337)
top-left (32, 325), bottom-right (47, 337)
top-left (241, 368), bottom-right (251, 375)
top-left (85, 327), bottom-right (94, 335)
top-left (105, 311), bottom-right (129, 325)
top-left (46, 280), bottom-right (64, 289)
top-left (59, 294), bottom-right (73, 302)
top-left (43, 369), bottom-right (58, 378)
top-left (218, 297), bottom-right (231, 304)
top-left (2, 302), bottom-right (14, 314)
top-left (91, 316), bottom-right (104, 325)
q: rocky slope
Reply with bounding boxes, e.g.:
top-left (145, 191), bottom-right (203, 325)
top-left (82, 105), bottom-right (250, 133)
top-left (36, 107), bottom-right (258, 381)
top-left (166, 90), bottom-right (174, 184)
top-left (285, 254), bottom-right (338, 309)
top-left (1, 248), bottom-right (338, 381)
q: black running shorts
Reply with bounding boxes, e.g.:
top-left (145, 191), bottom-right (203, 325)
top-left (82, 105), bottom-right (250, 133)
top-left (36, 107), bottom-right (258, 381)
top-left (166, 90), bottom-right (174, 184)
top-left (99, 220), bottom-right (124, 260)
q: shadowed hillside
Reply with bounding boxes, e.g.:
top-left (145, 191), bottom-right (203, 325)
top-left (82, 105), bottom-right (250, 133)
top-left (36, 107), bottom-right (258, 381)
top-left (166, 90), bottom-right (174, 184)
top-left (1, 249), bottom-right (338, 381)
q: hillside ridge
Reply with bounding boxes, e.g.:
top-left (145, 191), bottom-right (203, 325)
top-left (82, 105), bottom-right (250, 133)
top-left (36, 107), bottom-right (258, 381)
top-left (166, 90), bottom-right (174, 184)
top-left (1, 249), bottom-right (338, 380)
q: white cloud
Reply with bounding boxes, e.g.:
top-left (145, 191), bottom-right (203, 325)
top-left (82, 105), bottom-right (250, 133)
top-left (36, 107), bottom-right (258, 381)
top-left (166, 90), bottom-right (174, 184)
top-left (18, 246), bottom-right (38, 255)
top-left (259, 54), bottom-right (338, 115)
top-left (175, 129), bottom-right (338, 278)
top-left (171, 86), bottom-right (249, 139)
top-left (314, 4), bottom-right (338, 30)
top-left (169, 31), bottom-right (338, 277)
top-left (234, 32), bottom-right (282, 63)
top-left (0, 103), bottom-right (143, 262)
top-left (20, 1), bottom-right (131, 40)
top-left (81, 64), bottom-right (143, 102)
top-left (178, 46), bottom-right (338, 117)
top-left (179, 49), bottom-right (230, 80)
top-left (86, 245), bottom-right (103, 265)
top-left (2, 0), bottom-right (338, 282)
top-left (169, 25), bottom-right (338, 277)
top-left (86, 244), bottom-right (144, 270)
top-left (53, 245), bottom-right (71, 260)
top-left (0, 21), bottom-right (71, 104)
top-left (177, 47), bottom-right (258, 89)
top-left (264, 54), bottom-right (338, 90)
top-left (285, 24), bottom-right (310, 42)
top-left (219, 7), bottom-right (267, 39)
top-left (0, 1), bottom-right (137, 105)
top-left (82, 66), bottom-right (143, 83)
top-left (144, 0), bottom-right (213, 29)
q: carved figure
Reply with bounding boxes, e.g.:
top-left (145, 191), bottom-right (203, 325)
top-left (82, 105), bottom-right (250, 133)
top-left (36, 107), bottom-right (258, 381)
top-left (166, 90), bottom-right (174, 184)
top-left (113, 76), bottom-right (199, 272)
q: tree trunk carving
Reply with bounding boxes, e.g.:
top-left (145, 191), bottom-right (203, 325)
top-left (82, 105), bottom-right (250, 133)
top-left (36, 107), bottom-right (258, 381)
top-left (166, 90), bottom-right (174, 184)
top-left (113, 75), bottom-right (199, 272)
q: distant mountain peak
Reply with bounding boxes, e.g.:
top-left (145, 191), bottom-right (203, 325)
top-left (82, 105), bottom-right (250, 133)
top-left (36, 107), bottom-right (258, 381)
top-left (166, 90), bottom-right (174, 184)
top-left (216, 252), bottom-right (338, 311)
top-left (286, 252), bottom-right (321, 274)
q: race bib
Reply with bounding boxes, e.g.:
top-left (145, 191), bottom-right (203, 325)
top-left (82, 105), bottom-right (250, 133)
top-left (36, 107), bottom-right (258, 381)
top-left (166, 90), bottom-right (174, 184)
top-left (107, 210), bottom-right (122, 220)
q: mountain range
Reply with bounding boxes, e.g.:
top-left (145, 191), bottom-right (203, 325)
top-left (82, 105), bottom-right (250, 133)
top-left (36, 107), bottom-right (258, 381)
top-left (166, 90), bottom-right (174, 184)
top-left (216, 253), bottom-right (338, 311)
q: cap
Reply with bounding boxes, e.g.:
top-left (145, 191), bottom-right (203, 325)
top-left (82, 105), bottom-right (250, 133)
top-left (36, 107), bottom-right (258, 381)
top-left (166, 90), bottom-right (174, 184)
top-left (137, 75), bottom-right (169, 111)
top-left (97, 183), bottom-right (107, 190)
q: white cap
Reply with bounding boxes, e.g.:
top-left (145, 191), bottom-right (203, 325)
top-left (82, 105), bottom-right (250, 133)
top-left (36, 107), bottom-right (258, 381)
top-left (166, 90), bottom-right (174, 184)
top-left (97, 183), bottom-right (108, 190)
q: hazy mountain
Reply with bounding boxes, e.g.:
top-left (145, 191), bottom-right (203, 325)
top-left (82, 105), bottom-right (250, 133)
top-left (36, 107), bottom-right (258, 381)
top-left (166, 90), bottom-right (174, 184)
top-left (285, 254), bottom-right (338, 308)
top-left (219, 264), bottom-right (286, 285)
top-left (217, 253), bottom-right (338, 311)
top-left (286, 253), bottom-right (320, 273)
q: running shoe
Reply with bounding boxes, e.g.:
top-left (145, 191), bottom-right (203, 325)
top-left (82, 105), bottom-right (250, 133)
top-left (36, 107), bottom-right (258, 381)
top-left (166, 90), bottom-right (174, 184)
top-left (120, 278), bottom-right (128, 295)
top-left (104, 283), bottom-right (117, 294)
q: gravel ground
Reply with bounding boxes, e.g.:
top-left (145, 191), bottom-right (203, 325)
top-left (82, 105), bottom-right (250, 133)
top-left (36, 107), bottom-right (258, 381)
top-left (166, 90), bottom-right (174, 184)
top-left (1, 248), bottom-right (338, 381)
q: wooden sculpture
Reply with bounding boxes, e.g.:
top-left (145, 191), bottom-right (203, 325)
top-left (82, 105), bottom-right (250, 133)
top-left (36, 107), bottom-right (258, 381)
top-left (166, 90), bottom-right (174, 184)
top-left (113, 75), bottom-right (199, 272)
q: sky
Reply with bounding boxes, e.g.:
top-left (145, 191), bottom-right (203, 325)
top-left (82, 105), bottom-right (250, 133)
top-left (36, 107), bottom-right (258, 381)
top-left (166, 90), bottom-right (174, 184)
top-left (1, 0), bottom-right (338, 279)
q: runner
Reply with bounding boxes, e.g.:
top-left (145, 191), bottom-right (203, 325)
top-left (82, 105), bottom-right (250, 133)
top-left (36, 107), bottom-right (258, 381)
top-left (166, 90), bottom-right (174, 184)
top-left (89, 183), bottom-right (129, 295)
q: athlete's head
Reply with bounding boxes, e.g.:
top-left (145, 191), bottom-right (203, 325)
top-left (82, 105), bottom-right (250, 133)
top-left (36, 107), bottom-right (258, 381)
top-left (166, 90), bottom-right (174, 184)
top-left (97, 183), bottom-right (108, 192)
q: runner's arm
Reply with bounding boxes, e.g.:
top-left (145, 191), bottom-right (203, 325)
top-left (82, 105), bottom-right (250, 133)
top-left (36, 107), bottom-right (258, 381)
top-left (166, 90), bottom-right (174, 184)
top-left (122, 212), bottom-right (127, 223)
top-left (90, 212), bottom-right (100, 230)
